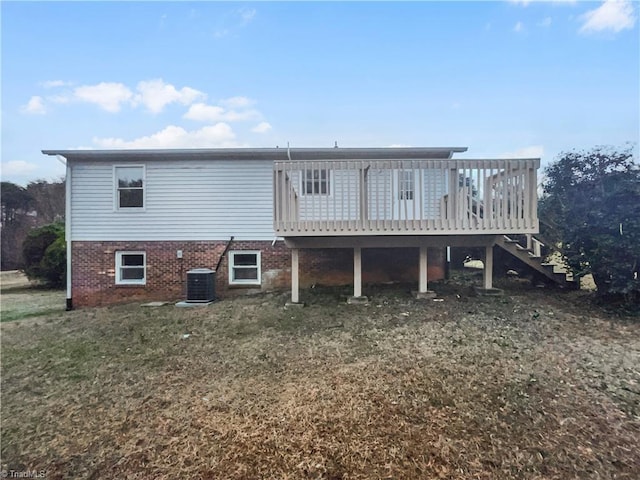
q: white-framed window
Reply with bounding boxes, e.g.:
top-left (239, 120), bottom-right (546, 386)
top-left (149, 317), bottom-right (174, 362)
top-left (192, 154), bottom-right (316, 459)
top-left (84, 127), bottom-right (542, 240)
top-left (228, 251), bottom-right (261, 285)
top-left (302, 168), bottom-right (331, 195)
top-left (115, 251), bottom-right (146, 285)
top-left (114, 165), bottom-right (145, 209)
top-left (398, 170), bottom-right (415, 200)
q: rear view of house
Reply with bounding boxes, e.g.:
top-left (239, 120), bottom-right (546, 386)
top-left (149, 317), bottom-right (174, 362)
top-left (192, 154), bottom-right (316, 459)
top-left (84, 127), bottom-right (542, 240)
top-left (43, 147), bottom-right (540, 308)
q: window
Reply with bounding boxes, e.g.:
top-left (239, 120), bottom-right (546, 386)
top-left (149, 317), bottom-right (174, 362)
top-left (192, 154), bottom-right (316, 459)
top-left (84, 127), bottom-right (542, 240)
top-left (229, 251), bottom-right (261, 285)
top-left (116, 251), bottom-right (146, 285)
top-left (398, 170), bottom-right (414, 200)
top-left (302, 168), bottom-right (331, 195)
top-left (115, 166), bottom-right (144, 209)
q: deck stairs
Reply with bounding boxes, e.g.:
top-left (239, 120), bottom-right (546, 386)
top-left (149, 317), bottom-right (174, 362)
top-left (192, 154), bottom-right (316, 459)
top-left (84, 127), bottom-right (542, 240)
top-left (496, 235), bottom-right (577, 288)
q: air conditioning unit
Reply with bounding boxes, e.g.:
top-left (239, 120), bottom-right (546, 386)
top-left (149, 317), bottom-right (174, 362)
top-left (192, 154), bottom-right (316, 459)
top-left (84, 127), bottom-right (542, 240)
top-left (186, 268), bottom-right (215, 303)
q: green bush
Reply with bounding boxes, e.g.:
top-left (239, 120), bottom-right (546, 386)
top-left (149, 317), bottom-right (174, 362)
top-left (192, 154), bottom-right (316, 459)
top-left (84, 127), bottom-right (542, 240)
top-left (540, 145), bottom-right (640, 305)
top-left (22, 222), bottom-right (66, 287)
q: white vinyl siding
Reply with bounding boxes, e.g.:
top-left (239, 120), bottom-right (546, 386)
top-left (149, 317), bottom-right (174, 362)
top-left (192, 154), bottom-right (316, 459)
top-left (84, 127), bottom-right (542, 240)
top-left (70, 159), bottom-right (275, 241)
top-left (290, 169), bottom-right (359, 221)
top-left (228, 251), bottom-right (261, 285)
top-left (286, 168), bottom-right (446, 223)
top-left (366, 169), bottom-right (447, 221)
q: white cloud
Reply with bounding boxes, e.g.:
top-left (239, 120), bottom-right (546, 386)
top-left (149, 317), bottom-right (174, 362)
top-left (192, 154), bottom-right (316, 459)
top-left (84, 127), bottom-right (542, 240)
top-left (92, 123), bottom-right (237, 149)
top-left (20, 96), bottom-right (46, 115)
top-left (134, 79), bottom-right (205, 113)
top-left (513, 21), bottom-right (525, 32)
top-left (183, 103), bottom-right (226, 122)
top-left (251, 122), bottom-right (272, 133)
top-left (500, 145), bottom-right (544, 158)
top-left (538, 16), bottom-right (552, 27)
top-left (213, 8), bottom-right (257, 38)
top-left (48, 94), bottom-right (72, 104)
top-left (184, 102), bottom-right (260, 122)
top-left (238, 8), bottom-right (257, 25)
top-left (1, 160), bottom-right (38, 176)
top-left (222, 109), bottom-right (260, 122)
top-left (41, 80), bottom-right (72, 89)
top-left (47, 79), bottom-right (205, 114)
top-left (579, 0), bottom-right (636, 34)
top-left (508, 0), bottom-right (576, 6)
top-left (73, 82), bottom-right (133, 112)
top-left (221, 96), bottom-right (254, 108)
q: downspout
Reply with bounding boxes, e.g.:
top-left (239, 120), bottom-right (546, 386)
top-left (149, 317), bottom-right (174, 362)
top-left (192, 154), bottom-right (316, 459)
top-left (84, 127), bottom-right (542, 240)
top-left (445, 149), bottom-right (456, 280)
top-left (58, 155), bottom-right (73, 310)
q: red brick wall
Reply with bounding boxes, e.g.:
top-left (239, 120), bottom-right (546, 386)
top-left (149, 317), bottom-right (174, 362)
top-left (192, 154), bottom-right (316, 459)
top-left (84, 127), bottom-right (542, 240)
top-left (71, 241), bottom-right (445, 307)
top-left (298, 247), bottom-right (445, 287)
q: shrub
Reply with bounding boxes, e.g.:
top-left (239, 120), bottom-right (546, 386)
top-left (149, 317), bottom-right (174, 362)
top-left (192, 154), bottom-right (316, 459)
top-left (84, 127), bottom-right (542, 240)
top-left (22, 222), bottom-right (66, 287)
top-left (540, 145), bottom-right (640, 305)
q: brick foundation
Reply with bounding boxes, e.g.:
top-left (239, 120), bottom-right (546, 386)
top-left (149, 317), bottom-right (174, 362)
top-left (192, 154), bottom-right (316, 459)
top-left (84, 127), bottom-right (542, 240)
top-left (71, 241), bottom-right (445, 307)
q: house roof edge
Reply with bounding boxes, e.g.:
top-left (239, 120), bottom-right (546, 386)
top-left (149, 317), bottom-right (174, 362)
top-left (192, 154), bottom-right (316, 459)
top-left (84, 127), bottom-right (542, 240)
top-left (43, 146), bottom-right (469, 162)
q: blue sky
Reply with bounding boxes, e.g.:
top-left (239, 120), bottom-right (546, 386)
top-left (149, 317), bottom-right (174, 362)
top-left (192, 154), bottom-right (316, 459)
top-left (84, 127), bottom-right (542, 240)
top-left (2, 0), bottom-right (638, 185)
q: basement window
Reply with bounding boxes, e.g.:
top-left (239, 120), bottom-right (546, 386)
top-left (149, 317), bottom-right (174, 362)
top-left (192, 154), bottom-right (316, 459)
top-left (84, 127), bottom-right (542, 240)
top-left (229, 251), bottom-right (261, 285)
top-left (115, 251), bottom-right (146, 285)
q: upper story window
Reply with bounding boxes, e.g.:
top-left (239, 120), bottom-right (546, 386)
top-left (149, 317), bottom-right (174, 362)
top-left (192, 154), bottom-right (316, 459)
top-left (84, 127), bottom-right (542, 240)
top-left (302, 168), bottom-right (331, 195)
top-left (398, 170), bottom-right (415, 200)
top-left (115, 166), bottom-right (144, 209)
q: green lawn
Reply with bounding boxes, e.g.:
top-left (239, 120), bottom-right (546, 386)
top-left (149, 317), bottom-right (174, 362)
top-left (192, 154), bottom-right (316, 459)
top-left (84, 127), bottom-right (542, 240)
top-left (0, 271), bottom-right (65, 322)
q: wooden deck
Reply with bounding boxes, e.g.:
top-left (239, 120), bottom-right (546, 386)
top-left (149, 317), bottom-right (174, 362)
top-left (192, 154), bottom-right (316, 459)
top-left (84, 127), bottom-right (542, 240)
top-left (274, 158), bottom-right (540, 236)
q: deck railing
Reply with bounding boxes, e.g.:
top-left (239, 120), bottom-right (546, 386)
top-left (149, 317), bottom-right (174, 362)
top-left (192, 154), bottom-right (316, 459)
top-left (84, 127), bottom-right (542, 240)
top-left (274, 158), bottom-right (539, 236)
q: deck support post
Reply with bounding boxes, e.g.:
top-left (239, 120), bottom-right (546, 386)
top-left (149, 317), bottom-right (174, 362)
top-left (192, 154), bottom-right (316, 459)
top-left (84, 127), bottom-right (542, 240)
top-left (484, 245), bottom-right (493, 289)
top-left (415, 246), bottom-right (437, 299)
top-left (354, 247), bottom-right (362, 297)
top-left (348, 247), bottom-right (368, 304)
top-left (474, 244), bottom-right (503, 296)
top-left (419, 246), bottom-right (428, 292)
top-left (290, 248), bottom-right (301, 304)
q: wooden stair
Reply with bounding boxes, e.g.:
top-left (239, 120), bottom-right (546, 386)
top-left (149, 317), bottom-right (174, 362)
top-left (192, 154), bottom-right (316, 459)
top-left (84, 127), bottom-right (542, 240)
top-left (496, 235), bottom-right (577, 288)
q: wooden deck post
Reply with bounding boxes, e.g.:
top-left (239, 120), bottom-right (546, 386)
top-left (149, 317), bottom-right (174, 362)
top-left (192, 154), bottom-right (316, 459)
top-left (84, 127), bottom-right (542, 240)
top-left (347, 246), bottom-right (368, 304)
top-left (354, 247), bottom-right (362, 297)
top-left (415, 246), bottom-right (436, 299)
top-left (291, 248), bottom-right (300, 303)
top-left (484, 245), bottom-right (493, 290)
top-left (419, 246), bottom-right (428, 293)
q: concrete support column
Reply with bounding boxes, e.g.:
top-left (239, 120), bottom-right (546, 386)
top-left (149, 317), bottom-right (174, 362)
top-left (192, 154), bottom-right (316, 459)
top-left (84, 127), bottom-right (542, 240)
top-left (419, 246), bottom-right (428, 293)
top-left (484, 245), bottom-right (494, 290)
top-left (291, 248), bottom-right (300, 303)
top-left (353, 247), bottom-right (362, 298)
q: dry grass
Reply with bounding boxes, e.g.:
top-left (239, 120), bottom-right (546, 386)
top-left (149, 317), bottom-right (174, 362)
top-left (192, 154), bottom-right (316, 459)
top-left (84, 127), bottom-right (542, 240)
top-left (1, 276), bottom-right (639, 479)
